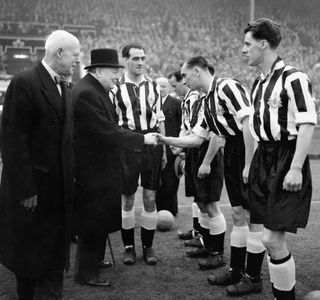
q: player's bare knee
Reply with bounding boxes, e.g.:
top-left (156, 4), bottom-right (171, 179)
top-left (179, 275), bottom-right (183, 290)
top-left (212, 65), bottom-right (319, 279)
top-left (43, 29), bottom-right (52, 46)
top-left (143, 190), bottom-right (156, 212)
top-left (231, 207), bottom-right (247, 226)
top-left (205, 202), bottom-right (221, 218)
top-left (122, 194), bottom-right (135, 211)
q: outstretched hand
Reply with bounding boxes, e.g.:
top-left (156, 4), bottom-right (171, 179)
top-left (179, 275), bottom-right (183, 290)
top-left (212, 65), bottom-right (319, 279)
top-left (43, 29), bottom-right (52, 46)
top-left (144, 132), bottom-right (158, 146)
top-left (155, 133), bottom-right (167, 145)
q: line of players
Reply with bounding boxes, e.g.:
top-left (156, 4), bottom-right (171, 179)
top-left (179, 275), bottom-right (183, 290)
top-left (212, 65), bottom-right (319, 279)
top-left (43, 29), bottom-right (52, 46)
top-left (156, 18), bottom-right (317, 300)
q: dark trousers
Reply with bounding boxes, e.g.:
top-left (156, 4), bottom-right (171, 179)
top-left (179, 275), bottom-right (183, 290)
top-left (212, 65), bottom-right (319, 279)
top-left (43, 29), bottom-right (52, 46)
top-left (15, 270), bottom-right (63, 300)
top-left (74, 233), bottom-right (106, 282)
top-left (156, 154), bottom-right (180, 216)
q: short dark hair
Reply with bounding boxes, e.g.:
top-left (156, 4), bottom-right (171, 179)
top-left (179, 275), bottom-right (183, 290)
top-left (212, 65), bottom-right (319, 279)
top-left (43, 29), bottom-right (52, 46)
top-left (168, 70), bottom-right (183, 82)
top-left (244, 18), bottom-right (281, 49)
top-left (122, 43), bottom-right (145, 58)
top-left (184, 56), bottom-right (214, 74)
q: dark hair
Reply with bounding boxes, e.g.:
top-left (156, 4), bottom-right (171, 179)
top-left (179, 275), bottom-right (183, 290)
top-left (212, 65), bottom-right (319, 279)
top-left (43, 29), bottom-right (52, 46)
top-left (122, 43), bottom-right (145, 58)
top-left (167, 70), bottom-right (183, 82)
top-left (244, 18), bottom-right (281, 49)
top-left (184, 56), bottom-right (214, 74)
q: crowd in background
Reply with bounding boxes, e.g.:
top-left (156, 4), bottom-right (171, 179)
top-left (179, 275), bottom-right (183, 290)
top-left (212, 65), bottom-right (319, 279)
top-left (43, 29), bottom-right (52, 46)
top-left (0, 0), bottom-right (320, 102)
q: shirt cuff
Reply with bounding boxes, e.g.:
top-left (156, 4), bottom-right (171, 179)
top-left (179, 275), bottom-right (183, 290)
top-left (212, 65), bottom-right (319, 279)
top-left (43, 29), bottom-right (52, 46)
top-left (295, 111), bottom-right (317, 125)
top-left (236, 107), bottom-right (251, 123)
top-left (192, 124), bottom-right (210, 139)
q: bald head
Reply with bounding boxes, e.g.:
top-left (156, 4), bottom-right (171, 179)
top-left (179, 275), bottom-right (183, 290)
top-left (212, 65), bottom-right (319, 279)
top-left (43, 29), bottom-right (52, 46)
top-left (156, 77), bottom-right (171, 98)
top-left (44, 30), bottom-right (80, 78)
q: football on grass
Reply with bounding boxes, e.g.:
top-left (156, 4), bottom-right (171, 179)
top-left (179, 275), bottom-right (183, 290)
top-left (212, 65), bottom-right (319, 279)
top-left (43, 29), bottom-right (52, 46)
top-left (157, 210), bottom-right (175, 231)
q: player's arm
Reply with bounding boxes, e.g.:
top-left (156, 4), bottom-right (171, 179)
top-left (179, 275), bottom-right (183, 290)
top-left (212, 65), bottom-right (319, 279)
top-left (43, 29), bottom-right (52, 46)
top-left (158, 133), bottom-right (204, 148)
top-left (242, 116), bottom-right (255, 184)
top-left (197, 133), bottom-right (225, 179)
top-left (219, 79), bottom-right (254, 184)
top-left (283, 123), bottom-right (314, 192)
top-left (283, 72), bottom-right (317, 192)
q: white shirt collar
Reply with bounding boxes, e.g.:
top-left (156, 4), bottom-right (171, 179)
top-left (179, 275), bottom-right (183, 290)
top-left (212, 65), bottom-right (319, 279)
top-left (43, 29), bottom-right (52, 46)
top-left (123, 71), bottom-right (147, 86)
top-left (41, 59), bottom-right (60, 84)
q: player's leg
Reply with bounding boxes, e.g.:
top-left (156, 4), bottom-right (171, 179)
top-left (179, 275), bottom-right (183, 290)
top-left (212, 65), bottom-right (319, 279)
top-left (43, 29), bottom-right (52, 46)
top-left (121, 193), bottom-right (136, 265)
top-left (208, 135), bottom-right (249, 286)
top-left (140, 144), bottom-right (162, 265)
top-left (226, 222), bottom-right (265, 296)
top-left (198, 201), bottom-right (226, 270)
top-left (141, 188), bottom-right (158, 265)
top-left (264, 229), bottom-right (295, 300)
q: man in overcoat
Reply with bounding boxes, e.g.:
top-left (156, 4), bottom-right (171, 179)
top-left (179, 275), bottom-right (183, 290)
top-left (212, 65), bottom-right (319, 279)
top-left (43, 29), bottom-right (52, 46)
top-left (155, 77), bottom-right (181, 216)
top-left (72, 48), bottom-right (158, 287)
top-left (0, 30), bottom-right (80, 299)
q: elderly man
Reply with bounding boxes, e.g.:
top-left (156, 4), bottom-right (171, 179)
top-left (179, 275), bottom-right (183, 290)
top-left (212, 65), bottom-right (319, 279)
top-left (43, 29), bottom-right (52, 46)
top-left (72, 48), bottom-right (158, 287)
top-left (0, 30), bottom-right (80, 300)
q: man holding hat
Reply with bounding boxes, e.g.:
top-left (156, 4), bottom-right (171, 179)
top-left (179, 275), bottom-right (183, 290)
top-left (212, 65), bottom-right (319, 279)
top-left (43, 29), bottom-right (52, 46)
top-left (72, 48), bottom-right (158, 287)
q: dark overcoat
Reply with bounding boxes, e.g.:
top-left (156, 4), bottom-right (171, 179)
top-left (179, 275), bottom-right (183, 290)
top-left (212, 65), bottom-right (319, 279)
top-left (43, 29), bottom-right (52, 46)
top-left (0, 62), bottom-right (74, 278)
top-left (72, 74), bottom-right (144, 235)
top-left (156, 95), bottom-right (182, 214)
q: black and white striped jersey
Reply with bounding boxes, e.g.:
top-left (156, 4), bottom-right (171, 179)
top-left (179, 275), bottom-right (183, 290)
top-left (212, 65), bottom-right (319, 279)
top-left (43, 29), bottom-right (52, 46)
top-left (193, 76), bottom-right (251, 139)
top-left (180, 89), bottom-right (202, 134)
top-left (250, 57), bottom-right (317, 142)
top-left (112, 72), bottom-right (165, 132)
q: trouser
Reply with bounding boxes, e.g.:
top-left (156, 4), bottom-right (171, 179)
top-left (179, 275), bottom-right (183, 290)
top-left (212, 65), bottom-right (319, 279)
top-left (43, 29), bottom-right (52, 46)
top-left (15, 270), bottom-right (63, 300)
top-left (156, 154), bottom-right (179, 215)
top-left (74, 232), bottom-right (106, 282)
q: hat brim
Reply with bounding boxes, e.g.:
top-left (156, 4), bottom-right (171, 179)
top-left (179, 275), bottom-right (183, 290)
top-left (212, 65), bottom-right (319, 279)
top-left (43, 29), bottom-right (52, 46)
top-left (84, 63), bottom-right (125, 70)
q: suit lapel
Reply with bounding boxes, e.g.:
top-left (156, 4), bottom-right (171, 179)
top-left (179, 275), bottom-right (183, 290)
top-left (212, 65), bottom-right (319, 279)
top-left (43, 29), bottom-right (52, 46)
top-left (35, 62), bottom-right (63, 119)
top-left (163, 95), bottom-right (172, 113)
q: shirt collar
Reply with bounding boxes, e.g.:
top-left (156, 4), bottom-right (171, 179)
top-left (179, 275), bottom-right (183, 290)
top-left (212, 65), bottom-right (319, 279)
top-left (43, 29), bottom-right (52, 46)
top-left (162, 94), bottom-right (168, 104)
top-left (122, 71), bottom-right (147, 86)
top-left (41, 59), bottom-right (60, 84)
top-left (207, 75), bottom-right (217, 97)
top-left (259, 56), bottom-right (284, 82)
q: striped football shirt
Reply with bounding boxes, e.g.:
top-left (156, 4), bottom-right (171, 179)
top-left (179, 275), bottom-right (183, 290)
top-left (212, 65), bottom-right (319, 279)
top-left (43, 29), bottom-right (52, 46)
top-left (181, 89), bottom-right (202, 134)
top-left (112, 72), bottom-right (165, 132)
top-left (250, 57), bottom-right (317, 142)
top-left (193, 76), bottom-right (251, 139)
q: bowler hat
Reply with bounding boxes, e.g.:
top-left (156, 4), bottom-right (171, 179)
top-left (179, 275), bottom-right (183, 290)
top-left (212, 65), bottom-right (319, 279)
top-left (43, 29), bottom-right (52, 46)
top-left (84, 48), bottom-right (124, 70)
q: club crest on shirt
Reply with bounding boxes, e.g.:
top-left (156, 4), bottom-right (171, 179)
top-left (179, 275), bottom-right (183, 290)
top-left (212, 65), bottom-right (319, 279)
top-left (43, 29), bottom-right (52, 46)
top-left (267, 92), bottom-right (282, 108)
top-left (216, 103), bottom-right (225, 115)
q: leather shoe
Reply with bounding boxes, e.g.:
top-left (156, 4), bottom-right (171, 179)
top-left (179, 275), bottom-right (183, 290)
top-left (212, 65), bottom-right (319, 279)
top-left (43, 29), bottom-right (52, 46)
top-left (98, 261), bottom-right (112, 268)
top-left (178, 229), bottom-right (199, 240)
top-left (186, 247), bottom-right (210, 258)
top-left (184, 236), bottom-right (203, 248)
top-left (75, 277), bottom-right (111, 287)
top-left (198, 253), bottom-right (226, 270)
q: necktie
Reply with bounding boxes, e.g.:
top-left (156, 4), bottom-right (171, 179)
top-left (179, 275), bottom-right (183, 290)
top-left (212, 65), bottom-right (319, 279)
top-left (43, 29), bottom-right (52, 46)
top-left (54, 76), bottom-right (68, 102)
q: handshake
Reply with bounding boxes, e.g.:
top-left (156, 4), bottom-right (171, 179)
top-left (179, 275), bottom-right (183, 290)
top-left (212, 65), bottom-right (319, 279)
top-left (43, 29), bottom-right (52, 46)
top-left (144, 133), bottom-right (167, 146)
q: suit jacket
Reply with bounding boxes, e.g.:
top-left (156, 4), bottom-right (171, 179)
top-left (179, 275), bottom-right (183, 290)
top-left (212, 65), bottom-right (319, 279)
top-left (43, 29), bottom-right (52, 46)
top-left (0, 62), bottom-right (74, 278)
top-left (162, 95), bottom-right (182, 157)
top-left (72, 74), bottom-right (144, 235)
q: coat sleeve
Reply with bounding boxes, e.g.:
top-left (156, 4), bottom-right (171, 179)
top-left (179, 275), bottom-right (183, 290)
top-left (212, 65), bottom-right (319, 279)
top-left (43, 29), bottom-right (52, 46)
top-left (0, 75), bottom-right (38, 201)
top-left (73, 89), bottom-right (144, 152)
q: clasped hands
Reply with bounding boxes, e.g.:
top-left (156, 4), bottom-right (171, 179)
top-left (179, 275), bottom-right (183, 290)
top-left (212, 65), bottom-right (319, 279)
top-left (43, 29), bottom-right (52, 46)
top-left (143, 133), bottom-right (169, 146)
